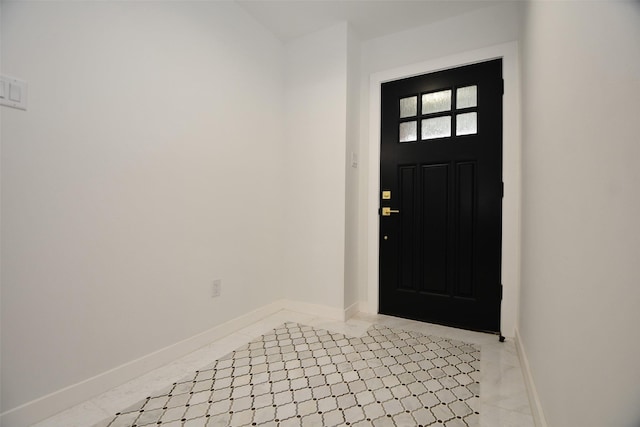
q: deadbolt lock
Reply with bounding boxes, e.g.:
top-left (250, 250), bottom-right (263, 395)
top-left (382, 190), bottom-right (391, 200)
top-left (381, 207), bottom-right (400, 216)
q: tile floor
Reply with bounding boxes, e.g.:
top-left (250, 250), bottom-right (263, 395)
top-left (33, 311), bottom-right (535, 427)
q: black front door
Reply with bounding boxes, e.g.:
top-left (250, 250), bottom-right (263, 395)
top-left (379, 59), bottom-right (503, 333)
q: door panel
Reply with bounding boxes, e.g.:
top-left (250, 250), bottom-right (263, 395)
top-left (379, 59), bottom-right (502, 333)
top-left (399, 165), bottom-right (416, 291)
top-left (456, 161), bottom-right (475, 298)
top-left (421, 164), bottom-right (448, 294)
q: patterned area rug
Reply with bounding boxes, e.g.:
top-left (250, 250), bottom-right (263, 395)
top-left (94, 322), bottom-right (481, 427)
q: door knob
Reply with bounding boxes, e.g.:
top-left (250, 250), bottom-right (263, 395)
top-left (381, 207), bottom-right (400, 216)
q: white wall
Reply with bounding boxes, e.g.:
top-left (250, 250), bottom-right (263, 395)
top-left (1, 1), bottom-right (285, 415)
top-left (344, 27), bottom-right (360, 312)
top-left (361, 2), bottom-right (521, 76)
top-left (283, 23), bottom-right (348, 312)
top-left (358, 2), bottom-right (522, 335)
top-left (0, 0), bottom-right (3, 416)
top-left (519, 2), bottom-right (640, 426)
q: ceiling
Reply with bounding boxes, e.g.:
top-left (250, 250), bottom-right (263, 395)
top-left (236, 0), bottom-right (504, 42)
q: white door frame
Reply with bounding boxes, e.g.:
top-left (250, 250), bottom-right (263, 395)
top-left (366, 42), bottom-right (521, 336)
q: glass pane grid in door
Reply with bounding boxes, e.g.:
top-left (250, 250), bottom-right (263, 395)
top-left (456, 112), bottom-right (477, 136)
top-left (399, 121), bottom-right (417, 142)
top-left (422, 116), bottom-right (451, 140)
top-left (400, 96), bottom-right (418, 118)
top-left (455, 85), bottom-right (478, 136)
top-left (399, 84), bottom-right (479, 142)
top-left (422, 90), bottom-right (452, 114)
top-left (456, 85), bottom-right (477, 109)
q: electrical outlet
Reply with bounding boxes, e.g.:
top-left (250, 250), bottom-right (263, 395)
top-left (212, 279), bottom-right (221, 298)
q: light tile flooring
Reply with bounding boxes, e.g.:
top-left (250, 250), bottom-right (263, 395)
top-left (34, 311), bottom-right (534, 427)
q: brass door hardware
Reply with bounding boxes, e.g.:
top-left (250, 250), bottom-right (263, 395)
top-left (381, 207), bottom-right (400, 216)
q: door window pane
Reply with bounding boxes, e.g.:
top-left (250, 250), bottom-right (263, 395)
top-left (421, 116), bottom-right (451, 140)
top-left (400, 96), bottom-right (417, 118)
top-left (456, 86), bottom-right (477, 109)
top-left (422, 90), bottom-right (452, 114)
top-left (399, 121), bottom-right (417, 142)
top-left (456, 112), bottom-right (477, 136)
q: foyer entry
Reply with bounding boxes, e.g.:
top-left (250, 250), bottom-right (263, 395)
top-left (378, 59), bottom-right (503, 333)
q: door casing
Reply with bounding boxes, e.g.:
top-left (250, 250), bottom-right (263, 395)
top-left (365, 42), bottom-right (521, 337)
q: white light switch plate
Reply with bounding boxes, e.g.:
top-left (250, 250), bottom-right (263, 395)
top-left (0, 75), bottom-right (27, 110)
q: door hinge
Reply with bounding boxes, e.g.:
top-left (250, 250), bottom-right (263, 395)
top-left (501, 79), bottom-right (505, 95)
top-left (501, 182), bottom-right (504, 198)
top-left (500, 284), bottom-right (503, 300)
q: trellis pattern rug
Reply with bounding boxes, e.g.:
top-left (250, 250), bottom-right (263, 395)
top-left (94, 322), bottom-right (481, 427)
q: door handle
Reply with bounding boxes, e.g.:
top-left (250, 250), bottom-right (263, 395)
top-left (381, 207), bottom-right (400, 216)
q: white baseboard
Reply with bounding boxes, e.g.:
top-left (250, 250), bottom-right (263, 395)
top-left (350, 299), bottom-right (375, 315)
top-left (515, 328), bottom-right (549, 427)
top-left (343, 301), bottom-right (361, 320)
top-left (279, 299), bottom-right (345, 321)
top-left (0, 301), bottom-right (285, 427)
top-left (357, 300), bottom-right (372, 315)
top-left (279, 299), bottom-right (367, 322)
